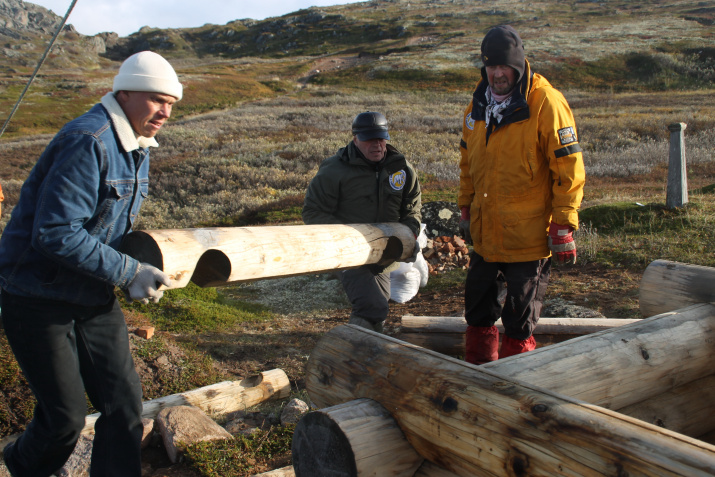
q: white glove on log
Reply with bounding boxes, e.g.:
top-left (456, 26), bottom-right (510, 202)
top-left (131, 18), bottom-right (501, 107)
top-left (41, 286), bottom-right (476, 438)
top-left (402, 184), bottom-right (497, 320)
top-left (127, 263), bottom-right (172, 304)
top-left (404, 240), bottom-right (421, 263)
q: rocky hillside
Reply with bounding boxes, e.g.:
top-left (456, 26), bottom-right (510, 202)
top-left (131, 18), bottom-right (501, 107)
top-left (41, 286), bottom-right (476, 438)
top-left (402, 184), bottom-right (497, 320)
top-left (0, 0), bottom-right (117, 71)
top-left (3, 0), bottom-right (714, 70)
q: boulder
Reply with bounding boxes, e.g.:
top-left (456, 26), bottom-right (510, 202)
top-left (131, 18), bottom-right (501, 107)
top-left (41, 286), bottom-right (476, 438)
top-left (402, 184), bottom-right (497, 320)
top-left (280, 398), bottom-right (309, 426)
top-left (156, 406), bottom-right (232, 463)
top-left (420, 201), bottom-right (461, 239)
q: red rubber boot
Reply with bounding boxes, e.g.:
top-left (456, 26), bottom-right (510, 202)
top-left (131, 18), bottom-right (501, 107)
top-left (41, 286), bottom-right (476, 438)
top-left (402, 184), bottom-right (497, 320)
top-left (465, 325), bottom-right (499, 365)
top-left (500, 334), bottom-right (536, 359)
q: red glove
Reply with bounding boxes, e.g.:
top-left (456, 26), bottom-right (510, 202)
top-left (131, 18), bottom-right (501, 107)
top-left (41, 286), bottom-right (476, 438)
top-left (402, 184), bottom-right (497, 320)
top-left (459, 207), bottom-right (471, 243)
top-left (548, 222), bottom-right (576, 264)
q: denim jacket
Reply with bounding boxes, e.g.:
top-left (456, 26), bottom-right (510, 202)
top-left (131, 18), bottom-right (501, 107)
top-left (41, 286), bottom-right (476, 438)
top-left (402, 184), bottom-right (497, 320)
top-left (0, 94), bottom-right (153, 305)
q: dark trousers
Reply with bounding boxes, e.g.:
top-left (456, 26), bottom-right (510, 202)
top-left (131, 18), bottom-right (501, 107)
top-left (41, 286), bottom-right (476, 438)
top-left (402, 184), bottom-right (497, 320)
top-left (337, 267), bottom-right (391, 324)
top-left (1, 290), bottom-right (143, 477)
top-left (464, 252), bottom-right (551, 340)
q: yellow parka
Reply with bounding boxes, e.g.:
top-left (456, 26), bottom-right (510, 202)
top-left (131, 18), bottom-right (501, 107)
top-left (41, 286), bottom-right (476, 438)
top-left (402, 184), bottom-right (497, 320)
top-left (458, 60), bottom-right (585, 263)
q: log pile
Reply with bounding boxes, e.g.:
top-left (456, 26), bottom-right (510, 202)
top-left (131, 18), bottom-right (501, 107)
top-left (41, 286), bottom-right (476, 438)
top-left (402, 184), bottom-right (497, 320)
top-left (293, 260), bottom-right (715, 476)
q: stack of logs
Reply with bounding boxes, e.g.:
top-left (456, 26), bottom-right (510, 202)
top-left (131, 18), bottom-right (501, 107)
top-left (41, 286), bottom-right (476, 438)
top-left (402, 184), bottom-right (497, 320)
top-left (292, 260), bottom-right (715, 476)
top-left (423, 236), bottom-right (469, 275)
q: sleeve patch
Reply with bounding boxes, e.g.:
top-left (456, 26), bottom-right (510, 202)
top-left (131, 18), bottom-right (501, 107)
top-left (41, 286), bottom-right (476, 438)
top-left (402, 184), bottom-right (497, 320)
top-left (558, 126), bottom-right (577, 145)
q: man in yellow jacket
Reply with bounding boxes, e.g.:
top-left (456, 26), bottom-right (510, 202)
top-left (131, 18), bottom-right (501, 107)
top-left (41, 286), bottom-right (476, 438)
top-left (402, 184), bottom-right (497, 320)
top-left (459, 25), bottom-right (585, 364)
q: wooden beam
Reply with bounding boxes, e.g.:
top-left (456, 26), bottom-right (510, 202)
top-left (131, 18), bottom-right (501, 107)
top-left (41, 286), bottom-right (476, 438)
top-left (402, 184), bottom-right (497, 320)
top-left (305, 323), bottom-right (715, 476)
top-left (120, 223), bottom-right (415, 288)
top-left (251, 466), bottom-right (296, 477)
top-left (83, 369), bottom-right (290, 434)
top-left (616, 374), bottom-right (715, 438)
top-left (292, 398), bottom-right (423, 477)
top-left (414, 460), bottom-right (460, 477)
top-left (399, 316), bottom-right (641, 356)
top-left (480, 304), bottom-right (715, 411)
top-left (640, 260), bottom-right (715, 317)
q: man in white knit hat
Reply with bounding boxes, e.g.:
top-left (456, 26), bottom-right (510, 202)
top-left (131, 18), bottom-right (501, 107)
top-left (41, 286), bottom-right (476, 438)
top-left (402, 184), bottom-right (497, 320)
top-left (0, 51), bottom-right (182, 476)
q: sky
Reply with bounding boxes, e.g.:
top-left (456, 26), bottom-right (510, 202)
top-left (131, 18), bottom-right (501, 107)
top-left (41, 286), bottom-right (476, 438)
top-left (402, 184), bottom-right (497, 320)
top-left (29, 0), bottom-right (365, 37)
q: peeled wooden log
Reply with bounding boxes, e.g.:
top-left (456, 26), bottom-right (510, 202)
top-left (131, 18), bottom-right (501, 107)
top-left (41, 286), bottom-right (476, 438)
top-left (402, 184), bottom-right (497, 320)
top-left (414, 460), bottom-right (460, 477)
top-left (292, 398), bottom-right (423, 477)
top-left (616, 374), bottom-right (715, 438)
top-left (121, 223), bottom-right (415, 288)
top-left (480, 304), bottom-right (715, 411)
top-left (251, 467), bottom-right (296, 477)
top-left (640, 260), bottom-right (715, 317)
top-left (82, 369), bottom-right (290, 435)
top-left (399, 316), bottom-right (641, 356)
top-left (305, 323), bottom-right (715, 476)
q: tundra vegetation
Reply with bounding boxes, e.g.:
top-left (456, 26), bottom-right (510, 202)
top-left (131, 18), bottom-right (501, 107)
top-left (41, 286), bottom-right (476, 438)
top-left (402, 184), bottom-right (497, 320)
top-left (0, 0), bottom-right (714, 474)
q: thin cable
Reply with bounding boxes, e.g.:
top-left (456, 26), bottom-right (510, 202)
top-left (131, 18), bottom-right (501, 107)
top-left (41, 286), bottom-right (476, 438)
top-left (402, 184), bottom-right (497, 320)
top-left (0, 0), bottom-right (80, 139)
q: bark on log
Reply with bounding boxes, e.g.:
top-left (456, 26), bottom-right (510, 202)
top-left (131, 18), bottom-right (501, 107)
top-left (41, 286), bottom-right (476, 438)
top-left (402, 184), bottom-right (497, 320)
top-left (121, 223), bottom-right (416, 288)
top-left (399, 316), bottom-right (641, 356)
top-left (640, 260), bottom-right (715, 317)
top-left (82, 369), bottom-right (290, 434)
top-left (305, 323), bottom-right (715, 477)
top-left (292, 398), bottom-right (423, 477)
top-left (479, 304), bottom-right (715, 411)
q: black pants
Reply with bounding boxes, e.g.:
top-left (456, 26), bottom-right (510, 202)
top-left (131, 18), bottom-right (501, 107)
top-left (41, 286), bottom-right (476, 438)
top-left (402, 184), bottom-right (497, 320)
top-left (464, 252), bottom-right (551, 340)
top-left (1, 290), bottom-right (143, 477)
top-left (337, 266), bottom-right (391, 324)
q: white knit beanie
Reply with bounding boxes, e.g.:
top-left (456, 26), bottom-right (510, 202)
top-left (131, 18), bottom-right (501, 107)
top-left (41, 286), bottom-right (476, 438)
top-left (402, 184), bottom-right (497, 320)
top-left (113, 51), bottom-right (183, 100)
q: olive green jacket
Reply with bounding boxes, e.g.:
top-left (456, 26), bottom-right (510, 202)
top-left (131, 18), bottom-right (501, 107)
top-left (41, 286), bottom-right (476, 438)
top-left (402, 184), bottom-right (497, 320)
top-left (302, 141), bottom-right (422, 237)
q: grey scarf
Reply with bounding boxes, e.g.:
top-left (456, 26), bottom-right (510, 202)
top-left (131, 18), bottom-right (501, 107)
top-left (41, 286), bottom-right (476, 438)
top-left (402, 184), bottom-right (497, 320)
top-left (484, 87), bottom-right (513, 129)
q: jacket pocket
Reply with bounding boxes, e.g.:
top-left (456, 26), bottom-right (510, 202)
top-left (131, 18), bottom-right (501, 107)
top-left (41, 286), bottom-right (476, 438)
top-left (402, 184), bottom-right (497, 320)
top-left (501, 202), bottom-right (547, 251)
top-left (95, 180), bottom-right (133, 239)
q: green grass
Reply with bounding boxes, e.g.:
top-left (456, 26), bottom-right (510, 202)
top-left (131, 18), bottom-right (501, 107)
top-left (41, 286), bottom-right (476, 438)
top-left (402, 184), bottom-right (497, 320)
top-left (183, 424), bottom-right (295, 477)
top-left (124, 283), bottom-right (274, 333)
top-left (422, 267), bottom-right (467, 293)
top-left (577, 195), bottom-right (715, 269)
top-left (133, 336), bottom-right (228, 399)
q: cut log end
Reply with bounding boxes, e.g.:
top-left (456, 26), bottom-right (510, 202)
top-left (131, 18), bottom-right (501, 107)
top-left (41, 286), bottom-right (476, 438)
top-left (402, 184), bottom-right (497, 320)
top-left (120, 230), bottom-right (164, 270)
top-left (292, 411), bottom-right (358, 477)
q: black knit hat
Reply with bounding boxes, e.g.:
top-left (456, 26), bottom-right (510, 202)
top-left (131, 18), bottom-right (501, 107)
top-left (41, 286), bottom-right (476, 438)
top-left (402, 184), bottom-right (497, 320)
top-left (481, 25), bottom-right (525, 83)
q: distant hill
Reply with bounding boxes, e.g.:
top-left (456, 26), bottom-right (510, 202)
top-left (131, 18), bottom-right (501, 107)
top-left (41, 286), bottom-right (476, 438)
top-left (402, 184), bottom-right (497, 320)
top-left (0, 0), bottom-right (713, 137)
top-left (2, 0), bottom-right (713, 69)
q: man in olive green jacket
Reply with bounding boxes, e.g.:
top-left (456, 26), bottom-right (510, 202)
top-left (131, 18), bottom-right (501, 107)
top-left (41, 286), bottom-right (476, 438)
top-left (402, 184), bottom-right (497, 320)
top-left (303, 111), bottom-right (422, 332)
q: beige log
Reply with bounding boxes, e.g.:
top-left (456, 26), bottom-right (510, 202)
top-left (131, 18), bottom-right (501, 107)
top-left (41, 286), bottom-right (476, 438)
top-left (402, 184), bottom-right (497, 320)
top-left (479, 304), bottom-right (715, 411)
top-left (403, 312), bottom-right (715, 438)
top-left (414, 460), bottom-right (460, 477)
top-left (399, 316), bottom-right (641, 356)
top-left (120, 223), bottom-right (415, 288)
top-left (305, 323), bottom-right (715, 476)
top-left (251, 467), bottom-right (296, 477)
top-left (640, 260), bottom-right (715, 317)
top-left (616, 374), bottom-right (715, 438)
top-left (82, 369), bottom-right (290, 434)
top-left (292, 398), bottom-right (423, 477)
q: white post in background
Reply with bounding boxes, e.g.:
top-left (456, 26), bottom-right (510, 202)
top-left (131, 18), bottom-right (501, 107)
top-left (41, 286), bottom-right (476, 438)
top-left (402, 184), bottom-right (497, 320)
top-left (666, 122), bottom-right (688, 209)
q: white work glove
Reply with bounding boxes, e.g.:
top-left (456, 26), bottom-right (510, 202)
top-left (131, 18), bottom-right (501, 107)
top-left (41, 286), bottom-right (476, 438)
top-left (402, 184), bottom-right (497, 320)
top-left (404, 239), bottom-right (421, 263)
top-left (126, 262), bottom-right (172, 304)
